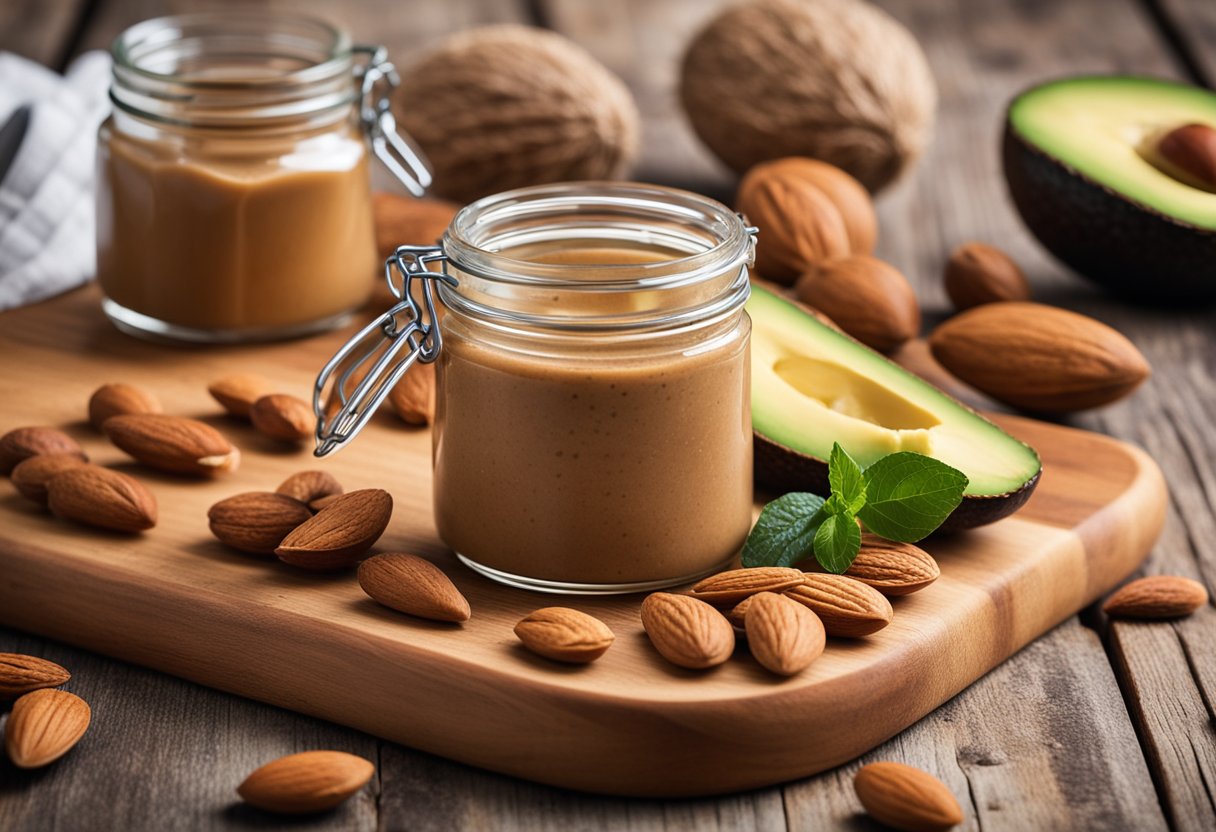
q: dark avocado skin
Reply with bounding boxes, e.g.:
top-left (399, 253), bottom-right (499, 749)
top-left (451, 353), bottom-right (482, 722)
top-left (754, 433), bottom-right (1041, 532)
top-left (1003, 122), bottom-right (1216, 303)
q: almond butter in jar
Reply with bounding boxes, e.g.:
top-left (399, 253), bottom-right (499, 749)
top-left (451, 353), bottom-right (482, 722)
top-left (96, 12), bottom-right (429, 342)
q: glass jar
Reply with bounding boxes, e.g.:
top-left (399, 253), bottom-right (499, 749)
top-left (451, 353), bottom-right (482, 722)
top-left (316, 182), bottom-right (756, 594)
top-left (96, 12), bottom-right (429, 343)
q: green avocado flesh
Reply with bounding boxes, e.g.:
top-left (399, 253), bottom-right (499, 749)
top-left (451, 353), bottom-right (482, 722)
top-left (1008, 76), bottom-right (1216, 228)
top-left (747, 286), bottom-right (1041, 500)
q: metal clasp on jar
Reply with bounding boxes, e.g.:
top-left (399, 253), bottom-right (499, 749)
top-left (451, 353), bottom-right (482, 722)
top-left (353, 44), bottom-right (431, 196)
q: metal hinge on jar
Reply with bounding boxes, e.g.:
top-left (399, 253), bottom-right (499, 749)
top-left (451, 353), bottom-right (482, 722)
top-left (353, 45), bottom-right (431, 197)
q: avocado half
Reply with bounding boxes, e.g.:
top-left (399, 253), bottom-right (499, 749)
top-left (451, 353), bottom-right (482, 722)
top-left (748, 286), bottom-right (1041, 531)
top-left (1003, 76), bottom-right (1216, 302)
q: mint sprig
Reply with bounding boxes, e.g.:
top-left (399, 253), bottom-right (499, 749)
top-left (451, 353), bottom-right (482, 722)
top-left (742, 444), bottom-right (968, 573)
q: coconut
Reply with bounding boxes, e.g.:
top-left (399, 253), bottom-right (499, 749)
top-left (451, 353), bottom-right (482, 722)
top-left (394, 25), bottom-right (640, 204)
top-left (680, 0), bottom-right (936, 192)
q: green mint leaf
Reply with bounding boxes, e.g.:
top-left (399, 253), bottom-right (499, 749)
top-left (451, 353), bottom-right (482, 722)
top-left (858, 453), bottom-right (969, 542)
top-left (741, 492), bottom-right (827, 568)
top-left (827, 443), bottom-right (866, 515)
top-left (813, 511), bottom-right (862, 574)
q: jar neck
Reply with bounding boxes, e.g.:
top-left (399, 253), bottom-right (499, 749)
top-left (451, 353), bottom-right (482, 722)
top-left (109, 11), bottom-right (356, 133)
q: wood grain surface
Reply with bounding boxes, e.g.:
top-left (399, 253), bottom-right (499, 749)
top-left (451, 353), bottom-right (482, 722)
top-left (1, 0), bottom-right (1213, 827)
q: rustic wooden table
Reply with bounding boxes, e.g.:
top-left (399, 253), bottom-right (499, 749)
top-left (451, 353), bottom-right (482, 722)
top-left (2, 0), bottom-right (1214, 829)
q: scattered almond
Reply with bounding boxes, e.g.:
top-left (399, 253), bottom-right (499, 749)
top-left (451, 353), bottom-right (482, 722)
top-left (640, 592), bottom-right (735, 669)
top-left (514, 607), bottom-right (614, 663)
top-left (251, 394), bottom-right (314, 443)
top-left (209, 374), bottom-right (273, 419)
top-left (854, 761), bottom-right (964, 831)
top-left (0, 427), bottom-right (86, 475)
top-left (689, 566), bottom-right (806, 606)
top-left (785, 574), bottom-right (893, 637)
top-left (845, 535), bottom-right (940, 596)
top-left (943, 242), bottom-right (1030, 310)
top-left (758, 157), bottom-right (877, 253)
top-left (276, 489), bottom-right (392, 571)
top-left (0, 653), bottom-right (70, 700)
top-left (795, 255), bottom-right (921, 353)
top-left (237, 750), bottom-right (375, 815)
top-left (87, 382), bottom-right (162, 430)
top-left (276, 470), bottom-right (344, 506)
top-left (744, 592), bottom-right (826, 676)
top-left (928, 302), bottom-right (1150, 412)
top-left (5, 689), bottom-right (91, 769)
top-left (103, 413), bottom-right (239, 476)
top-left (208, 492), bottom-right (314, 555)
top-left (388, 362), bottom-right (437, 426)
top-left (357, 552), bottom-right (470, 622)
top-left (1102, 575), bottom-right (1208, 620)
top-left (10, 453), bottom-right (89, 504)
top-left (46, 465), bottom-right (158, 532)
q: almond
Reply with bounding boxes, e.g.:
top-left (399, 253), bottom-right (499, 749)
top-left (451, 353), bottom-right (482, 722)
top-left (46, 465), bottom-right (158, 532)
top-left (388, 361), bottom-right (437, 426)
top-left (277, 470), bottom-right (344, 506)
top-left (514, 607), bottom-right (614, 663)
top-left (785, 574), bottom-right (893, 637)
top-left (795, 255), bottom-right (920, 353)
top-left (1156, 123), bottom-right (1216, 191)
top-left (251, 394), bottom-right (314, 443)
top-left (209, 374), bottom-right (273, 419)
top-left (87, 382), bottom-right (162, 430)
top-left (309, 494), bottom-right (342, 512)
top-left (103, 413), bottom-right (239, 476)
top-left (1102, 575), bottom-right (1208, 620)
top-left (276, 489), bottom-right (392, 571)
top-left (357, 552), bottom-right (470, 622)
top-left (689, 566), bottom-right (806, 606)
top-left (757, 158), bottom-right (877, 254)
top-left (726, 595), bottom-right (756, 629)
top-left (854, 761), bottom-right (964, 831)
top-left (5, 689), bottom-right (91, 769)
top-left (237, 750), bottom-right (374, 814)
top-left (744, 592), bottom-right (825, 676)
top-left (928, 302), bottom-right (1150, 412)
top-left (943, 242), bottom-right (1030, 311)
top-left (845, 535), bottom-right (940, 596)
top-left (208, 492), bottom-right (314, 555)
top-left (10, 453), bottom-right (89, 504)
top-left (640, 592), bottom-right (735, 669)
top-left (0, 653), bottom-right (70, 700)
top-left (0, 427), bottom-right (87, 475)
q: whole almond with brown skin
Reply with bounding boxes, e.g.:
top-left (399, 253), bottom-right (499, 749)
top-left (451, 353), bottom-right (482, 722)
top-left (250, 394), bottom-right (314, 443)
top-left (238, 750), bottom-right (374, 814)
top-left (928, 302), bottom-right (1150, 412)
top-left (943, 242), bottom-right (1030, 310)
top-left (745, 592), bottom-right (826, 676)
top-left (277, 470), bottom-right (344, 506)
top-left (309, 494), bottom-right (342, 512)
top-left (1156, 123), bottom-right (1216, 191)
top-left (46, 465), bottom-right (158, 532)
top-left (104, 413), bottom-right (239, 476)
top-left (795, 256), bottom-right (920, 353)
top-left (389, 361), bottom-right (437, 426)
top-left (846, 535), bottom-right (940, 596)
top-left (10, 453), bottom-right (89, 504)
top-left (209, 492), bottom-right (314, 555)
top-left (0, 427), bottom-right (86, 475)
top-left (5, 689), bottom-right (91, 769)
top-left (854, 761), bottom-right (964, 831)
top-left (726, 595), bottom-right (756, 629)
top-left (1102, 575), bottom-right (1208, 620)
top-left (373, 192), bottom-right (459, 259)
top-left (786, 574), bottom-right (893, 637)
top-left (736, 162), bottom-right (851, 283)
top-left (689, 566), bottom-right (806, 606)
top-left (514, 607), bottom-right (615, 663)
top-left (209, 374), bottom-right (272, 418)
top-left (756, 158), bottom-right (877, 253)
top-left (0, 653), bottom-right (70, 700)
top-left (357, 552), bottom-right (471, 622)
top-left (640, 592), bottom-right (735, 669)
top-left (87, 382), bottom-right (162, 430)
top-left (276, 489), bottom-right (392, 570)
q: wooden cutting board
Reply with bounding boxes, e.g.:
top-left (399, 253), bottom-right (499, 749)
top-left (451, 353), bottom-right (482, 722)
top-left (0, 287), bottom-right (1166, 797)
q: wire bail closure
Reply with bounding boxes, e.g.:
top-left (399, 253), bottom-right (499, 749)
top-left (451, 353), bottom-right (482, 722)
top-left (313, 245), bottom-right (455, 457)
top-left (353, 44), bottom-right (431, 197)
